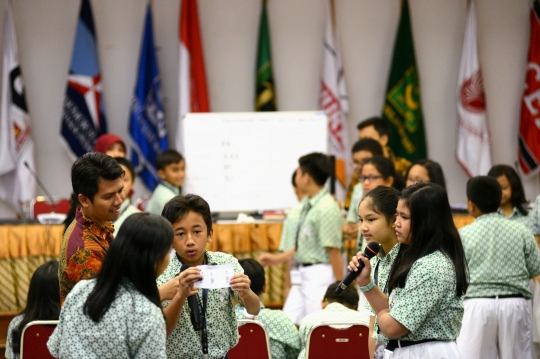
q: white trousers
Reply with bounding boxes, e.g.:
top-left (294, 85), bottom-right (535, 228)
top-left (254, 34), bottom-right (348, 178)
top-left (457, 297), bottom-right (532, 359)
top-left (384, 341), bottom-right (461, 359)
top-left (282, 263), bottom-right (335, 325)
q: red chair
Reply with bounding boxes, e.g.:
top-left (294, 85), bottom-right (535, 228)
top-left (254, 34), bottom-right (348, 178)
top-left (305, 322), bottom-right (370, 359)
top-left (32, 197), bottom-right (70, 217)
top-left (228, 319), bottom-right (271, 359)
top-left (20, 320), bottom-right (58, 359)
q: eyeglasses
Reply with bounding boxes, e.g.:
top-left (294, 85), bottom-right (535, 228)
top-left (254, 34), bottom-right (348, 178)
top-left (358, 175), bottom-right (383, 182)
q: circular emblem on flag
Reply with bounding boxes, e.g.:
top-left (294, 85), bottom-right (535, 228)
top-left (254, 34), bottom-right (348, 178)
top-left (460, 70), bottom-right (486, 113)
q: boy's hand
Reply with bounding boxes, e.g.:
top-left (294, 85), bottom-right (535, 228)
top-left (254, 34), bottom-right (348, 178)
top-left (159, 276), bottom-right (180, 301)
top-left (229, 274), bottom-right (252, 298)
top-left (178, 267), bottom-right (202, 299)
top-left (259, 253), bottom-right (277, 266)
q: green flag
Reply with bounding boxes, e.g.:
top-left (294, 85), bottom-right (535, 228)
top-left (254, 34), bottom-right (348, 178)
top-left (255, 0), bottom-right (276, 111)
top-left (382, 0), bottom-right (426, 161)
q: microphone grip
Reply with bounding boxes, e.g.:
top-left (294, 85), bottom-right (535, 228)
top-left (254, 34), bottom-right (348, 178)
top-left (335, 260), bottom-right (366, 295)
top-left (179, 264), bottom-right (202, 331)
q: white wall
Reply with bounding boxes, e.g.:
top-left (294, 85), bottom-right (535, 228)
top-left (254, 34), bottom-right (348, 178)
top-left (0, 0), bottom-right (537, 218)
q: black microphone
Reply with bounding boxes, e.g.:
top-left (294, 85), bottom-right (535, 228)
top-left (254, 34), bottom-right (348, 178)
top-left (24, 161), bottom-right (57, 213)
top-left (336, 241), bottom-right (380, 295)
top-left (179, 264), bottom-right (202, 331)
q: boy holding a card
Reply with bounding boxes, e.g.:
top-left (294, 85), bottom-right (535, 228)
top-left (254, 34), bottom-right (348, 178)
top-left (156, 194), bottom-right (260, 359)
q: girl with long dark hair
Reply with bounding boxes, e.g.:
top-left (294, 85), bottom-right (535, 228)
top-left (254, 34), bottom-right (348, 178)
top-left (5, 260), bottom-right (60, 359)
top-left (487, 164), bottom-right (529, 227)
top-left (48, 213), bottom-right (174, 358)
top-left (349, 182), bottom-right (468, 358)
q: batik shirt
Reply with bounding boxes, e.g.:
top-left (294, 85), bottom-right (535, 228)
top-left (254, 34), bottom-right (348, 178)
top-left (298, 302), bottom-right (370, 359)
top-left (346, 183), bottom-right (364, 223)
top-left (156, 251), bottom-right (243, 359)
top-left (59, 208), bottom-right (114, 305)
top-left (145, 181), bottom-right (180, 215)
top-left (278, 203), bottom-right (303, 252)
top-left (4, 314), bottom-right (23, 359)
top-left (459, 213), bottom-right (540, 299)
top-left (295, 188), bottom-right (343, 264)
top-left (388, 250), bottom-right (463, 341)
top-left (497, 206), bottom-right (530, 228)
top-left (529, 194), bottom-right (540, 236)
top-left (48, 279), bottom-right (167, 359)
top-left (235, 303), bottom-right (301, 359)
top-left (364, 243), bottom-right (400, 340)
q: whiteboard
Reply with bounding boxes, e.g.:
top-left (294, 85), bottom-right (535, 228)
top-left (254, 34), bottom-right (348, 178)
top-left (182, 111), bottom-right (328, 213)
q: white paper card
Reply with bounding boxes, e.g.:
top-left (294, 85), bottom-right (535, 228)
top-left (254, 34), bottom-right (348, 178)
top-left (194, 264), bottom-right (234, 289)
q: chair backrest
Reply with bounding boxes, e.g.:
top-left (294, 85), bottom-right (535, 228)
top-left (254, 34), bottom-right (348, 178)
top-left (228, 319), bottom-right (271, 359)
top-left (32, 197), bottom-right (70, 217)
top-left (306, 322), bottom-right (370, 359)
top-left (20, 320), bottom-right (58, 359)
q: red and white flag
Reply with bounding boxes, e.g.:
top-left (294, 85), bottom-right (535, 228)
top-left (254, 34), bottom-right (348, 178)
top-left (319, 0), bottom-right (349, 199)
top-left (0, 0), bottom-right (37, 213)
top-left (456, 0), bottom-right (491, 177)
top-left (518, 0), bottom-right (540, 175)
top-left (176, 0), bottom-right (210, 152)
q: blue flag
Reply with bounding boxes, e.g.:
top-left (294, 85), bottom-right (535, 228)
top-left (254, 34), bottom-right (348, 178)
top-left (60, 0), bottom-right (107, 158)
top-left (129, 4), bottom-right (168, 190)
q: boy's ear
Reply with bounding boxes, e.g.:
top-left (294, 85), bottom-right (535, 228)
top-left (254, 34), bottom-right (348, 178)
top-left (207, 228), bottom-right (214, 243)
top-left (157, 169), bottom-right (166, 180)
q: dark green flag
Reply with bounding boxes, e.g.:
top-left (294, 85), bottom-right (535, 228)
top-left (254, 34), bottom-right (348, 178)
top-left (255, 0), bottom-right (276, 111)
top-left (382, 0), bottom-right (426, 161)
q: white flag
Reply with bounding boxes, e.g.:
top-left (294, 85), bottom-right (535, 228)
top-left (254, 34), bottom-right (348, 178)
top-left (319, 0), bottom-right (349, 200)
top-left (456, 0), bottom-right (492, 177)
top-left (0, 0), bottom-right (37, 213)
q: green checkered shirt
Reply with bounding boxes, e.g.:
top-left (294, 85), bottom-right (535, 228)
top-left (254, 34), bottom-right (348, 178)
top-left (388, 250), bottom-right (463, 341)
top-left (529, 195), bottom-right (540, 235)
top-left (346, 183), bottom-right (364, 223)
top-left (459, 212), bottom-right (540, 299)
top-left (497, 206), bottom-right (529, 228)
top-left (278, 203), bottom-right (303, 252)
top-left (294, 188), bottom-right (343, 264)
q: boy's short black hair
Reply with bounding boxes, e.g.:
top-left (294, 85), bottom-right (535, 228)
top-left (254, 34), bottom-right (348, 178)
top-left (323, 281), bottom-right (359, 310)
top-left (351, 138), bottom-right (384, 156)
top-left (238, 258), bottom-right (265, 296)
top-left (466, 176), bottom-right (502, 214)
top-left (113, 157), bottom-right (135, 181)
top-left (298, 152), bottom-right (331, 187)
top-left (155, 149), bottom-right (184, 171)
top-left (161, 194), bottom-right (213, 233)
top-left (71, 152), bottom-right (125, 203)
top-left (356, 117), bottom-right (390, 138)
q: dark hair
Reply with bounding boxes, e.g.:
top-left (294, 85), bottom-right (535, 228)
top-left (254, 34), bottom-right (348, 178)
top-left (71, 152), bottom-right (125, 203)
top-left (83, 213), bottom-right (173, 322)
top-left (298, 152), bottom-right (331, 186)
top-left (406, 159), bottom-right (446, 190)
top-left (12, 260), bottom-right (60, 355)
top-left (114, 157), bottom-right (135, 181)
top-left (487, 164), bottom-right (528, 215)
top-left (161, 194), bottom-right (213, 233)
top-left (323, 281), bottom-right (359, 310)
top-left (291, 169), bottom-right (297, 188)
top-left (466, 176), bottom-right (502, 214)
top-left (362, 186), bottom-right (400, 224)
top-left (155, 149), bottom-right (184, 170)
top-left (238, 259), bottom-right (265, 296)
top-left (356, 117), bottom-right (390, 138)
top-left (388, 183), bottom-right (468, 297)
top-left (362, 155), bottom-right (404, 191)
top-left (351, 138), bottom-right (384, 156)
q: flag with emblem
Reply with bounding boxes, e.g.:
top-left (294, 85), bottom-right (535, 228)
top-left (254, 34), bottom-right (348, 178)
top-left (0, 0), bottom-right (37, 213)
top-left (60, 0), bottom-right (107, 159)
top-left (456, 0), bottom-right (491, 177)
top-left (176, 0), bottom-right (210, 152)
top-left (255, 0), bottom-right (276, 111)
top-left (129, 3), bottom-right (168, 190)
top-left (320, 0), bottom-right (349, 199)
top-left (518, 0), bottom-right (540, 175)
top-left (382, 0), bottom-right (426, 161)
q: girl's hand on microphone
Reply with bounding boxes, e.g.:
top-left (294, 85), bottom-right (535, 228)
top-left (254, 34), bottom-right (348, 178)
top-left (347, 251), bottom-right (363, 272)
top-left (353, 254), bottom-right (373, 287)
